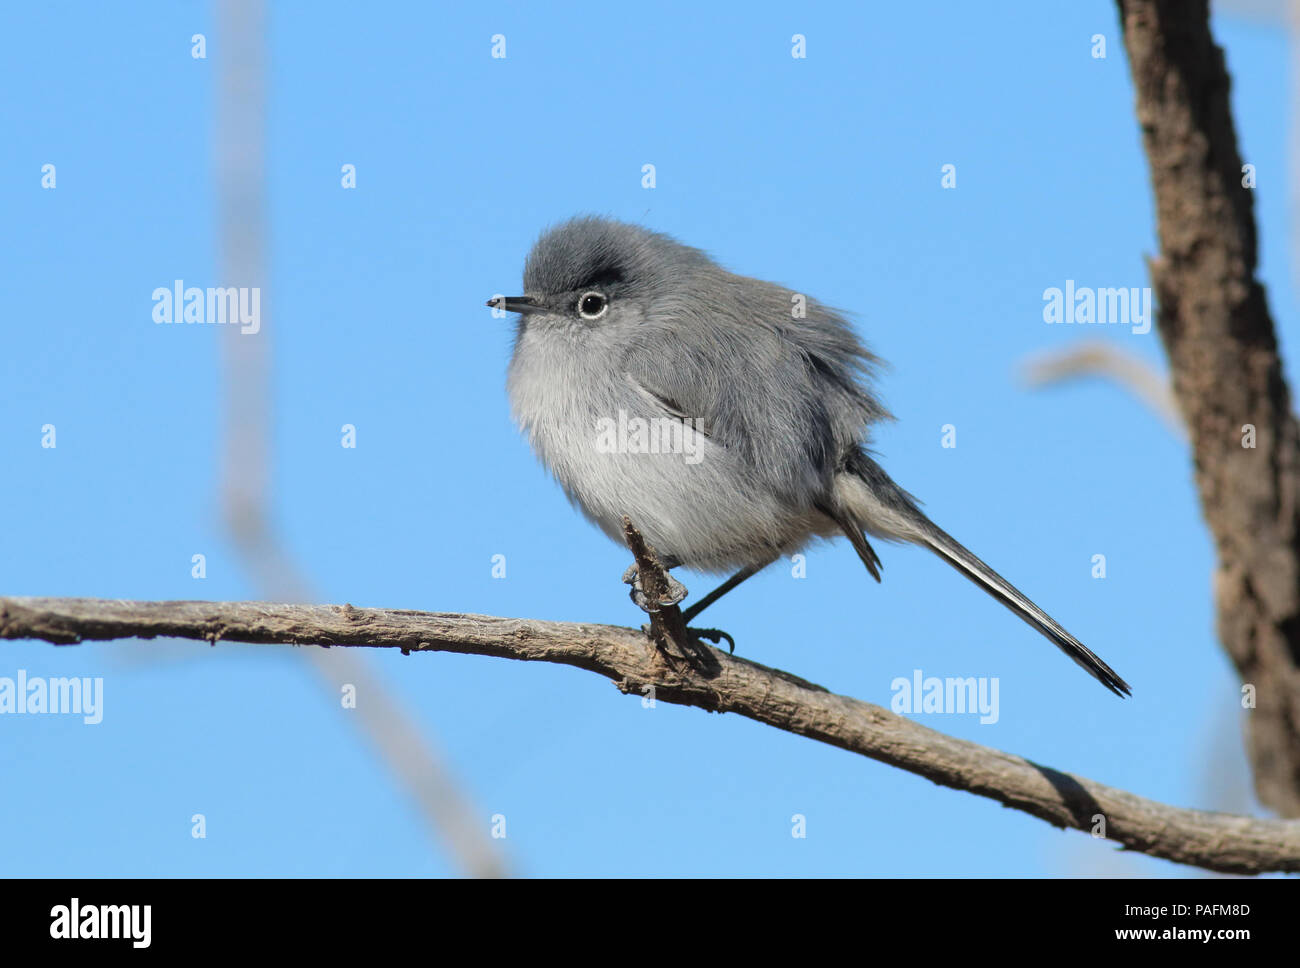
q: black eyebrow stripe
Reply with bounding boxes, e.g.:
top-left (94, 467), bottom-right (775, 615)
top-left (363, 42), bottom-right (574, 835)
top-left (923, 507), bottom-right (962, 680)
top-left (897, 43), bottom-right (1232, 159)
top-left (575, 266), bottom-right (625, 290)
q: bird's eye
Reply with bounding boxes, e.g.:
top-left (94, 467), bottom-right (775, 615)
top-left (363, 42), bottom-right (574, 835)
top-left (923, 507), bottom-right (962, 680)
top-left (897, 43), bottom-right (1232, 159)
top-left (578, 291), bottom-right (608, 320)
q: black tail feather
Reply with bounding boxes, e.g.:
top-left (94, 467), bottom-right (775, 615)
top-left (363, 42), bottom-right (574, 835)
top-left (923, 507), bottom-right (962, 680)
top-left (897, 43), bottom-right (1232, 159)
top-left (917, 520), bottom-right (1131, 697)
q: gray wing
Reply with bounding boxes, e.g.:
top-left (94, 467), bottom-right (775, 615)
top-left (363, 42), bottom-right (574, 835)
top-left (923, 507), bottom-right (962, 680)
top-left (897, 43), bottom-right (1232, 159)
top-left (619, 269), bottom-right (889, 503)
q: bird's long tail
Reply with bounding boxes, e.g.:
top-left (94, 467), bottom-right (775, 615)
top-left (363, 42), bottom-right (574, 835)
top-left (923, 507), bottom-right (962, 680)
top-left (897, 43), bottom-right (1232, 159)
top-left (834, 461), bottom-right (1131, 697)
top-left (916, 518), bottom-right (1130, 696)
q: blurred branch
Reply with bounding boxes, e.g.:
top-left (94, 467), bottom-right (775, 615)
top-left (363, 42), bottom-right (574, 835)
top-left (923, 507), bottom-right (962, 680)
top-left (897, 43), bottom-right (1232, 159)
top-left (1117, 0), bottom-right (1300, 816)
top-left (1021, 342), bottom-right (1185, 439)
top-left (4, 593), bottom-right (1298, 876)
top-left (214, 0), bottom-right (506, 876)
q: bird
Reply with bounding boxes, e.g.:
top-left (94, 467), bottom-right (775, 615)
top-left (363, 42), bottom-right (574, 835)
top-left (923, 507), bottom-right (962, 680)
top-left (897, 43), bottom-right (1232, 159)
top-left (490, 216), bottom-right (1130, 697)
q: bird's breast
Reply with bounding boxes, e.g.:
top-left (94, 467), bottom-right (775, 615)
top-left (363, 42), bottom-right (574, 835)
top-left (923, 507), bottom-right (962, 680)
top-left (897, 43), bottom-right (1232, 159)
top-left (505, 334), bottom-right (826, 572)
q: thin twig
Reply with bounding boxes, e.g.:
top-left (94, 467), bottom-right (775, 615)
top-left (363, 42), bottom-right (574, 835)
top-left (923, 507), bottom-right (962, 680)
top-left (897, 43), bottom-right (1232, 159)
top-left (621, 516), bottom-right (689, 652)
top-left (1021, 342), bottom-right (1185, 438)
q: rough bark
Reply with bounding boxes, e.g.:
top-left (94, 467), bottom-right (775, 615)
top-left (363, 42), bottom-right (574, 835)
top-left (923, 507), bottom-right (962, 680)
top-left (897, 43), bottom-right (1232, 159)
top-left (1117, 0), bottom-right (1300, 815)
top-left (3, 594), bottom-right (1297, 875)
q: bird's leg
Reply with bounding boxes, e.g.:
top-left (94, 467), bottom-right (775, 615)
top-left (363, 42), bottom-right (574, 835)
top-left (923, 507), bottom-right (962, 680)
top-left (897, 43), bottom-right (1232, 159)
top-left (621, 563), bottom-right (736, 655)
top-left (680, 557), bottom-right (777, 624)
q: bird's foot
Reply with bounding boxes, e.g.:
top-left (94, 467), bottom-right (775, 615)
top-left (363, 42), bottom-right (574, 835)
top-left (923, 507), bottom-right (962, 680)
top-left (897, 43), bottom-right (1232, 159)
top-left (688, 626), bottom-right (736, 654)
top-left (636, 623), bottom-right (735, 665)
top-left (622, 564), bottom-right (688, 613)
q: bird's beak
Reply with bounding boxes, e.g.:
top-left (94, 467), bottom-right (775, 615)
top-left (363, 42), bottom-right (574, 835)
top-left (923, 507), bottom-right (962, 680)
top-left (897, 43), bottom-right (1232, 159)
top-left (486, 295), bottom-right (546, 315)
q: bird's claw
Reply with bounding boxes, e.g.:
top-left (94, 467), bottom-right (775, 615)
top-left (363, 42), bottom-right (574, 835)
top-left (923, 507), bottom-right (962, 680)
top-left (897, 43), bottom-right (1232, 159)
top-left (638, 623), bottom-right (736, 655)
top-left (688, 627), bottom-right (736, 654)
top-left (622, 564), bottom-right (688, 613)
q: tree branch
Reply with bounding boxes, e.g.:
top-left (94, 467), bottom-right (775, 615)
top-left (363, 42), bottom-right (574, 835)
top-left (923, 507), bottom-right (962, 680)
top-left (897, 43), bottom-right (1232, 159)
top-left (3, 594), bottom-right (1297, 875)
top-left (1020, 342), bottom-right (1184, 439)
top-left (1117, 0), bottom-right (1300, 815)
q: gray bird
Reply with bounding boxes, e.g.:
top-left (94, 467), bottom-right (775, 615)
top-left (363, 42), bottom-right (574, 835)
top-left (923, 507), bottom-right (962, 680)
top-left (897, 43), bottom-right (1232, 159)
top-left (491, 216), bottom-right (1130, 696)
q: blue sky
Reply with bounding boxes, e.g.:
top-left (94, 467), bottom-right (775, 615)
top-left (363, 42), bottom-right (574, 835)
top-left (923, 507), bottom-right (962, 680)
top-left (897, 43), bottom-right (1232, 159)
top-left (0, 1), bottom-right (1292, 876)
